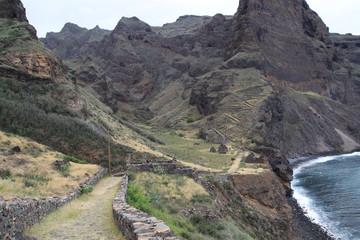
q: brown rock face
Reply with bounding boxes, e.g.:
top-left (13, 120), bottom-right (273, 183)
top-left (0, 0), bottom-right (28, 22)
top-left (228, 0), bottom-right (357, 103)
top-left (7, 50), bottom-right (63, 79)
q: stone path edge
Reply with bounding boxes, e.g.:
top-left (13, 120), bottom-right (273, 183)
top-left (0, 168), bottom-right (108, 240)
top-left (112, 175), bottom-right (179, 240)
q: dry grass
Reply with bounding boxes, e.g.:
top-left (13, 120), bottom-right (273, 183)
top-left (149, 129), bottom-right (235, 170)
top-left (0, 131), bottom-right (101, 199)
top-left (135, 172), bottom-right (209, 200)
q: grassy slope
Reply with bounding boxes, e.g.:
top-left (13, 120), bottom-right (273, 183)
top-left (127, 172), bottom-right (253, 240)
top-left (0, 130), bottom-right (100, 199)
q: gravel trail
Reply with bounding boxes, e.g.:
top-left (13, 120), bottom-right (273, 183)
top-left (26, 177), bottom-right (124, 240)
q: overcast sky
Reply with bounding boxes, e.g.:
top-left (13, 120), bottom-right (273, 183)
top-left (22, 0), bottom-right (360, 38)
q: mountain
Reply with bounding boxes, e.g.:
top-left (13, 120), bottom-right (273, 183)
top-left (43, 0), bottom-right (360, 178)
top-left (0, 0), bottom-right (161, 166)
top-left (2, 0), bottom-right (360, 239)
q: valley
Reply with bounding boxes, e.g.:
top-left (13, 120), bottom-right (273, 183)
top-left (1, 0), bottom-right (360, 239)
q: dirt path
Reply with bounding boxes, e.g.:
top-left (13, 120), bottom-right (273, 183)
top-left (26, 177), bottom-right (124, 240)
top-left (178, 160), bottom-right (223, 172)
top-left (227, 151), bottom-right (244, 174)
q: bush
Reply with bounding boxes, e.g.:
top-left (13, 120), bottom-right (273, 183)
top-left (145, 120), bottom-right (154, 126)
top-left (0, 169), bottom-right (11, 179)
top-left (186, 117), bottom-right (194, 123)
top-left (24, 179), bottom-right (37, 188)
top-left (80, 185), bottom-right (93, 194)
top-left (153, 166), bottom-right (165, 174)
top-left (127, 183), bottom-right (151, 212)
top-left (190, 194), bottom-right (212, 204)
top-left (175, 176), bottom-right (186, 186)
top-left (2, 140), bottom-right (11, 145)
top-left (60, 163), bottom-right (70, 177)
top-left (186, 116), bottom-right (204, 124)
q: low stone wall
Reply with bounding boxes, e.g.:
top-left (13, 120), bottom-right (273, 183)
top-left (128, 162), bottom-right (209, 177)
top-left (0, 168), bottom-right (107, 239)
top-left (112, 175), bottom-right (178, 240)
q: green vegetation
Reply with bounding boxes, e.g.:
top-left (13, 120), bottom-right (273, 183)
top-left (153, 129), bottom-right (234, 170)
top-left (0, 169), bottom-right (11, 179)
top-left (127, 173), bottom-right (253, 240)
top-left (186, 116), bottom-right (204, 124)
top-left (21, 173), bottom-right (51, 188)
top-left (62, 155), bottom-right (87, 164)
top-left (145, 120), bottom-right (154, 126)
top-left (152, 166), bottom-right (165, 174)
top-left (0, 19), bottom-right (54, 55)
top-left (59, 163), bottom-right (70, 177)
top-left (0, 77), bottom-right (132, 166)
top-left (80, 185), bottom-right (94, 194)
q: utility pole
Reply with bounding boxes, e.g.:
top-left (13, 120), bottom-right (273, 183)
top-left (108, 132), bottom-right (111, 174)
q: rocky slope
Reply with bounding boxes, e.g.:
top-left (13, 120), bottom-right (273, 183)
top-left (0, 0), bottom-right (161, 166)
top-left (41, 0), bottom-right (360, 188)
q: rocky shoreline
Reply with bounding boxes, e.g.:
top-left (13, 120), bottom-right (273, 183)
top-left (289, 197), bottom-right (337, 240)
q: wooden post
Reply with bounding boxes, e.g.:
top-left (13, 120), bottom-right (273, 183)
top-left (108, 132), bottom-right (111, 174)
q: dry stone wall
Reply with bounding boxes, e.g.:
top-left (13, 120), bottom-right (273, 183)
top-left (0, 168), bottom-right (107, 239)
top-left (128, 161), bottom-right (209, 177)
top-left (112, 175), bottom-right (178, 240)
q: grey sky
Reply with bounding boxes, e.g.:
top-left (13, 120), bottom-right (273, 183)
top-left (22, 0), bottom-right (360, 38)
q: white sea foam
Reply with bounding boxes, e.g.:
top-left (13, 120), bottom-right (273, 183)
top-left (292, 152), bottom-right (360, 240)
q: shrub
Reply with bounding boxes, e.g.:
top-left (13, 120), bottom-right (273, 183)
top-left (153, 166), bottom-right (165, 174)
top-left (186, 117), bottom-right (194, 123)
top-left (24, 179), bottom-right (37, 188)
top-left (60, 163), bottom-right (70, 177)
top-left (0, 169), bottom-right (11, 179)
top-left (145, 120), bottom-right (154, 126)
top-left (190, 194), bottom-right (212, 204)
top-left (80, 185), bottom-right (93, 194)
top-left (127, 183), bottom-right (151, 212)
top-left (178, 133), bottom-right (185, 137)
top-left (22, 173), bottom-right (50, 185)
top-left (186, 116), bottom-right (204, 124)
top-left (175, 176), bottom-right (186, 186)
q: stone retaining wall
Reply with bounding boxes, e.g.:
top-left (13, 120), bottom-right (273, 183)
top-left (0, 168), bottom-right (107, 239)
top-left (128, 162), bottom-right (209, 177)
top-left (112, 175), bottom-right (178, 240)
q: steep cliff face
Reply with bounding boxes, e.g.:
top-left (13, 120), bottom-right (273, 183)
top-left (0, 0), bottom-right (28, 23)
top-left (210, 172), bottom-right (292, 240)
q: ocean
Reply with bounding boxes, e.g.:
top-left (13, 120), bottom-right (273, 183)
top-left (291, 152), bottom-right (360, 240)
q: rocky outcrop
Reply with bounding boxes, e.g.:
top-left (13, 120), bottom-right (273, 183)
top-left (42, 23), bottom-right (110, 59)
top-left (112, 175), bottom-right (178, 240)
top-left (6, 50), bottom-right (63, 79)
top-left (207, 172), bottom-right (292, 240)
top-left (256, 89), bottom-right (360, 158)
top-left (0, 168), bottom-right (107, 239)
top-left (0, 0), bottom-right (28, 22)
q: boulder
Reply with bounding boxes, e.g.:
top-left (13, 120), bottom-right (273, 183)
top-left (11, 146), bottom-right (21, 153)
top-left (218, 144), bottom-right (228, 154)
